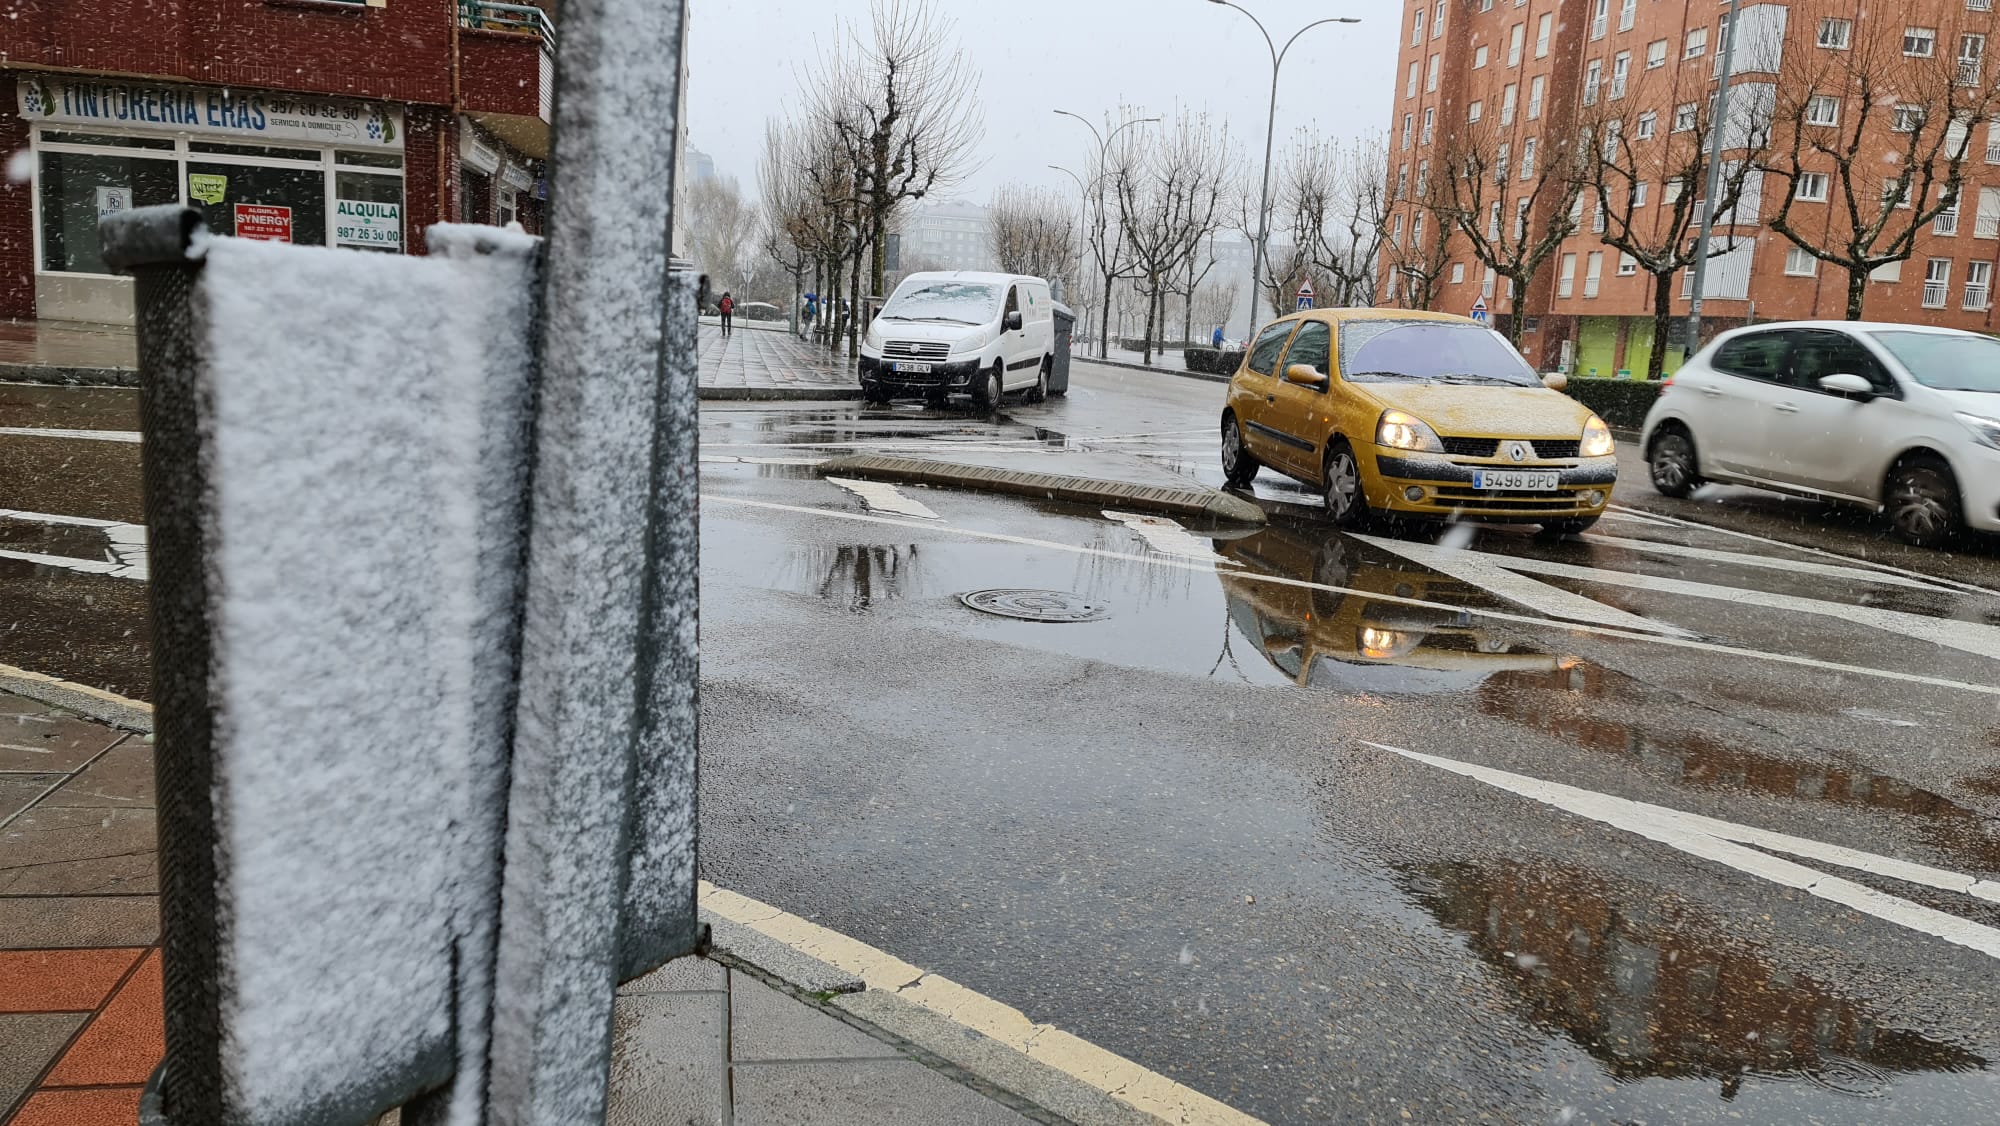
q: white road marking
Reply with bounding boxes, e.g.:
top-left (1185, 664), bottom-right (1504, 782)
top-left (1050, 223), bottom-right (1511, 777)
top-left (0, 426), bottom-right (141, 443)
top-left (1579, 533), bottom-right (1952, 592)
top-left (824, 477), bottom-right (940, 520)
top-left (1357, 535), bottom-right (1694, 637)
top-left (1102, 510), bottom-right (1234, 564)
top-left (699, 455), bottom-right (824, 466)
top-left (1497, 552), bottom-right (2000, 662)
top-left (0, 513), bottom-right (149, 580)
top-left (0, 508), bottom-right (121, 529)
top-left (1365, 742), bottom-right (2000, 958)
top-left (1610, 504), bottom-right (2000, 597)
top-left (0, 548), bottom-right (120, 576)
top-left (1600, 510), bottom-right (1679, 528)
top-left (706, 496), bottom-right (2000, 697)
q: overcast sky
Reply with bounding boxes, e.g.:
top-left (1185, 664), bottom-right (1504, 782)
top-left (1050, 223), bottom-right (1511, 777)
top-left (686, 0), bottom-right (1401, 206)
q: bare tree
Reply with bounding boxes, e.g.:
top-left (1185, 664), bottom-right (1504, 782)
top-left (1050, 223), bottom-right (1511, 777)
top-left (1432, 123), bottom-right (1585, 347)
top-left (1764, 22), bottom-right (1997, 319)
top-left (757, 123), bottom-right (815, 332)
top-left (1112, 110), bottom-right (1232, 364)
top-left (1190, 278), bottom-right (1238, 340)
top-left (987, 184), bottom-right (1078, 289)
top-left (1281, 130), bottom-right (1389, 308)
top-left (1384, 182), bottom-right (1455, 311)
top-left (684, 174), bottom-right (761, 296)
top-left (1581, 74), bottom-right (1771, 379)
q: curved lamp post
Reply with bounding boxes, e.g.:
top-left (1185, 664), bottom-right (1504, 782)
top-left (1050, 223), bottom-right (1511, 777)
top-left (1055, 109), bottom-right (1161, 356)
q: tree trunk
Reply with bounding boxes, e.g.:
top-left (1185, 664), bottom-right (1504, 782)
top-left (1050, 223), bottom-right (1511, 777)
top-left (1648, 270), bottom-right (1673, 381)
top-left (1142, 279), bottom-right (1159, 367)
top-left (1099, 270), bottom-right (1114, 359)
top-left (1846, 266), bottom-right (1868, 320)
top-left (1503, 276), bottom-right (1527, 350)
top-left (848, 242), bottom-right (864, 358)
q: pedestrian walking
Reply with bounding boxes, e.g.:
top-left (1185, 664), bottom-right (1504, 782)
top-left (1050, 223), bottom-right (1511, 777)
top-left (1211, 325), bottom-right (1225, 349)
top-left (719, 292), bottom-right (735, 337)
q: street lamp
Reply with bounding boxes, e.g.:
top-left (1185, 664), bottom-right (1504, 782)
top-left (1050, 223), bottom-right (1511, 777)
top-left (1685, 0), bottom-right (1744, 360)
top-left (1049, 164), bottom-right (1088, 309)
top-left (1055, 108), bottom-right (1161, 356)
top-left (1204, 2), bottom-right (1360, 329)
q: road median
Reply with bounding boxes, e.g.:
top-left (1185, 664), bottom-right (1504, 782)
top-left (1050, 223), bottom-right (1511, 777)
top-left (817, 452), bottom-right (1265, 526)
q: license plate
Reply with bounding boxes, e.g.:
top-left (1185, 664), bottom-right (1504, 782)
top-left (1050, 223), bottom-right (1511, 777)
top-left (893, 362), bottom-right (933, 373)
top-left (1473, 470), bottom-right (1560, 491)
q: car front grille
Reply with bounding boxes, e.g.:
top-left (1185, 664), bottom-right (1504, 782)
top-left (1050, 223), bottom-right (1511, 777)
top-left (1440, 437), bottom-right (1499, 457)
top-left (1437, 437), bottom-right (1583, 460)
top-left (883, 340), bottom-right (950, 360)
top-left (1532, 440), bottom-right (1582, 458)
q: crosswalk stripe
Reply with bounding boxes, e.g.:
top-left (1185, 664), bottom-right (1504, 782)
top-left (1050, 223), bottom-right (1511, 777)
top-left (824, 477), bottom-right (940, 520)
top-left (0, 426), bottom-right (142, 443)
top-left (1579, 534), bottom-right (1951, 592)
top-left (1101, 510), bottom-right (1235, 564)
top-left (1356, 534), bottom-right (1693, 637)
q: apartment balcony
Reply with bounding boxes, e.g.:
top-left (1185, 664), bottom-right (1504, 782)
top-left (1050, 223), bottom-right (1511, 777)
top-left (459, 0), bottom-right (554, 159)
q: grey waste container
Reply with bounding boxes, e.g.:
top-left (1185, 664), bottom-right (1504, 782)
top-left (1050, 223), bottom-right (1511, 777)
top-left (1050, 302), bottom-right (1076, 396)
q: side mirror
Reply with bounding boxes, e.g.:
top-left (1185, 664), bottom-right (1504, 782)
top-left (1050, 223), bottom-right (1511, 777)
top-left (1542, 372), bottom-right (1569, 391)
top-left (1819, 372), bottom-right (1874, 398)
top-left (1004, 310), bottom-right (1024, 331)
top-left (1284, 363), bottom-right (1329, 388)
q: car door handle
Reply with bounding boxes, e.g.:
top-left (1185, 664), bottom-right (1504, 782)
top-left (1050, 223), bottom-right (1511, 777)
top-left (1774, 402), bottom-right (1800, 414)
top-left (1701, 387), bottom-right (1724, 398)
top-left (1266, 394), bottom-right (1276, 403)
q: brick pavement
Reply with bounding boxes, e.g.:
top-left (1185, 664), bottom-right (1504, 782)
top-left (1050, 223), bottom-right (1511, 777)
top-left (697, 320), bottom-right (857, 393)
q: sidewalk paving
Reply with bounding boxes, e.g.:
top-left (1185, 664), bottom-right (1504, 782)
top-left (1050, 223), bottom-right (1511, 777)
top-left (698, 322), bottom-right (860, 400)
top-left (0, 688), bottom-right (1037, 1126)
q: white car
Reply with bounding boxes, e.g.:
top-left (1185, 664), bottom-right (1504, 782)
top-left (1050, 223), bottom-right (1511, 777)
top-left (1640, 320), bottom-right (2000, 546)
top-left (858, 271), bottom-right (1056, 407)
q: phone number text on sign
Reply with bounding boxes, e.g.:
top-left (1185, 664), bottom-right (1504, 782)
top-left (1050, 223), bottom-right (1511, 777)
top-left (335, 198), bottom-right (403, 251)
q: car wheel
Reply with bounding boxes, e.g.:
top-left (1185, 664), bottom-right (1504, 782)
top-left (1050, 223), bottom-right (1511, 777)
top-left (1322, 439), bottom-right (1370, 528)
top-left (1221, 413), bottom-right (1260, 488)
top-left (1025, 360), bottom-right (1049, 403)
top-left (1539, 517), bottom-right (1601, 537)
top-left (1649, 428), bottom-right (1701, 498)
top-left (974, 362), bottom-right (1004, 410)
top-left (1886, 457), bottom-right (1963, 548)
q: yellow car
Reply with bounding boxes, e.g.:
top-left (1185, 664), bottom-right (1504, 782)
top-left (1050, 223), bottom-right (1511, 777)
top-left (1221, 309), bottom-right (1616, 533)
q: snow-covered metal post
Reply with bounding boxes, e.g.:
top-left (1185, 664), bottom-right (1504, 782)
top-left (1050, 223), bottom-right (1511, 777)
top-left (102, 2), bottom-right (698, 1123)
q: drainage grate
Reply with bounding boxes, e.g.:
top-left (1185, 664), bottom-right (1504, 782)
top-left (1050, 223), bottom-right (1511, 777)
top-left (958, 589), bottom-right (1110, 623)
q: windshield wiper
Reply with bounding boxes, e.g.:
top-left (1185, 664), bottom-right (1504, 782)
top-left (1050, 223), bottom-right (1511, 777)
top-left (895, 315), bottom-right (981, 325)
top-left (1346, 370), bottom-right (1428, 380)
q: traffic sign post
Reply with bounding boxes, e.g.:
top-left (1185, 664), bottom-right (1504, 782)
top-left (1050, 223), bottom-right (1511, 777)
top-left (1296, 280), bottom-right (1315, 311)
top-left (1469, 296), bottom-right (1489, 324)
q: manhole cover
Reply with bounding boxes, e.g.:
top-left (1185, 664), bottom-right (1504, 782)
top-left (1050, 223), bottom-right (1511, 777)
top-left (959, 589), bottom-right (1110, 623)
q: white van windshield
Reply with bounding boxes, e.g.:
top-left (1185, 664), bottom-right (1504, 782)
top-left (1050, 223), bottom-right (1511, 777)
top-left (880, 281), bottom-right (1002, 325)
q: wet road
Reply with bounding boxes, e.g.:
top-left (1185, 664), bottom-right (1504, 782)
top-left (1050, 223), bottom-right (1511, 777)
top-left (8, 366), bottom-right (2000, 1122)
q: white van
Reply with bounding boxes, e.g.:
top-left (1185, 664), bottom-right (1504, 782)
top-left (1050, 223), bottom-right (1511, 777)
top-left (859, 271), bottom-right (1056, 407)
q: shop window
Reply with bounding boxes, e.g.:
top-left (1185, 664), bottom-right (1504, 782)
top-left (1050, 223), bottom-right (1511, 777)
top-left (38, 151), bottom-right (178, 273)
top-left (189, 141), bottom-right (321, 162)
top-left (461, 169), bottom-right (494, 224)
top-left (185, 162), bottom-right (327, 245)
top-left (335, 170), bottom-right (405, 252)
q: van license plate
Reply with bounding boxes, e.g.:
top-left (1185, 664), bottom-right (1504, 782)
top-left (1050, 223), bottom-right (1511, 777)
top-left (893, 362), bottom-right (933, 374)
top-left (1473, 470), bottom-right (1560, 491)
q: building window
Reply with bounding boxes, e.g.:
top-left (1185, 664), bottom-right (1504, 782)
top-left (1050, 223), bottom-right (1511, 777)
top-left (1422, 108), bottom-right (1435, 145)
top-left (1501, 84), bottom-right (1518, 125)
top-left (1977, 186), bottom-right (2000, 236)
top-left (1966, 260), bottom-right (1992, 308)
top-left (1674, 103), bottom-right (1698, 132)
top-left (1795, 171), bottom-right (1829, 201)
top-left (1412, 212), bottom-right (1425, 245)
top-left (1601, 119), bottom-right (1622, 161)
top-left (1818, 19), bottom-right (1852, 50)
top-left (1515, 197), bottom-right (1531, 237)
top-left (1509, 24), bottom-right (1525, 67)
top-left (1611, 52), bottom-right (1630, 100)
top-left (1427, 55), bottom-right (1440, 92)
top-left (1805, 96), bottom-right (1840, 127)
top-left (1411, 7), bottom-right (1424, 45)
top-left (1892, 104), bottom-right (1926, 133)
top-left (1536, 13), bottom-right (1553, 57)
top-left (1905, 27), bottom-right (1937, 58)
top-left (1593, 194), bottom-right (1607, 232)
top-left (1481, 0), bottom-right (1493, 11)
top-left (1636, 111), bottom-right (1657, 140)
top-left (1647, 39), bottom-right (1667, 69)
top-left (1418, 160), bottom-right (1430, 196)
top-left (1935, 193), bottom-right (1961, 235)
top-left (1483, 267), bottom-right (1497, 298)
top-left (1590, 0), bottom-right (1608, 40)
top-left (1496, 142), bottom-right (1511, 180)
top-left (1584, 251), bottom-right (1604, 297)
top-left (1391, 212), bottom-right (1404, 246)
top-left (1401, 114), bottom-right (1414, 150)
top-left (1617, 252), bottom-right (1637, 276)
top-left (1520, 136), bottom-right (1537, 179)
top-left (1450, 262), bottom-right (1465, 284)
top-left (1784, 247), bottom-right (1818, 276)
top-left (1475, 46), bottom-right (1489, 69)
top-left (1974, 0), bottom-right (1995, 12)
top-left (1407, 61), bottom-right (1420, 99)
top-left (1469, 101), bottom-right (1484, 123)
top-left (1960, 34), bottom-right (1986, 86)
top-left (1396, 164), bottom-right (1409, 199)
top-left (1558, 252), bottom-right (1577, 297)
top-left (1583, 60), bottom-right (1603, 105)
top-left (1528, 75), bottom-right (1545, 120)
top-left (1686, 27), bottom-right (1707, 60)
top-left (1663, 179), bottom-right (1683, 204)
top-left (1924, 257), bottom-right (1952, 307)
top-left (1882, 179), bottom-right (1911, 208)
top-left (1434, 0), bottom-right (1446, 39)
top-left (1619, 0), bottom-right (1635, 33)
top-left (1632, 181), bottom-right (1648, 207)
top-left (1487, 201), bottom-right (1502, 238)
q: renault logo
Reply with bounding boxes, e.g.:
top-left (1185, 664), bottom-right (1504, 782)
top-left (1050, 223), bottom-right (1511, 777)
top-left (1508, 442), bottom-right (1530, 463)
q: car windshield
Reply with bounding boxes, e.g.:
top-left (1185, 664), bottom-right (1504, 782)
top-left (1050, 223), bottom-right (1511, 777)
top-left (1339, 321), bottom-right (1542, 386)
top-left (1866, 331), bottom-right (2000, 392)
top-left (878, 281), bottom-right (1001, 324)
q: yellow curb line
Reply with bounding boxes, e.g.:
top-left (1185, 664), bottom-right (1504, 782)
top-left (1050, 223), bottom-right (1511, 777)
top-left (698, 880), bottom-right (1265, 1126)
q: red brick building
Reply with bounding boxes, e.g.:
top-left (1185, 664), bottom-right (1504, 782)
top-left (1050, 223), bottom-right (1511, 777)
top-left (1383, 0), bottom-right (2000, 376)
top-left (0, 0), bottom-right (554, 323)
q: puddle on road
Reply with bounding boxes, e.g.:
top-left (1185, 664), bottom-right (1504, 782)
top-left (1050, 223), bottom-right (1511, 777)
top-left (1403, 859), bottom-right (1991, 1114)
top-left (784, 544), bottom-right (922, 613)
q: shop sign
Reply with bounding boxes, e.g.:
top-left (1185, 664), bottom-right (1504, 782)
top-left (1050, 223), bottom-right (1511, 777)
top-left (234, 204), bottom-right (292, 243)
top-left (188, 174), bottom-right (228, 205)
top-left (335, 199), bottom-right (403, 251)
top-left (94, 186), bottom-right (131, 221)
top-left (460, 125), bottom-right (501, 175)
top-left (18, 76), bottom-right (402, 149)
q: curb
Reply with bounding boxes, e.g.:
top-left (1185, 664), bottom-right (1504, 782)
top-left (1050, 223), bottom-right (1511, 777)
top-left (0, 662), bottom-right (153, 733)
top-left (698, 385), bottom-right (862, 401)
top-left (0, 363), bottom-right (138, 388)
top-left (817, 453), bottom-right (1266, 526)
top-left (1074, 356), bottom-right (1230, 384)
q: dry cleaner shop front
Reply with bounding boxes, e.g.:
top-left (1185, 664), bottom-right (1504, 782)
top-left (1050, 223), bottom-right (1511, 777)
top-left (16, 76), bottom-right (407, 323)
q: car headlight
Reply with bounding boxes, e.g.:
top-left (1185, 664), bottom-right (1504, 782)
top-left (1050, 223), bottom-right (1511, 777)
top-left (1580, 414), bottom-right (1616, 457)
top-left (1956, 412), bottom-right (2000, 449)
top-left (1358, 627), bottom-right (1422, 660)
top-left (1377, 409), bottom-right (1444, 453)
top-left (863, 328), bottom-right (883, 350)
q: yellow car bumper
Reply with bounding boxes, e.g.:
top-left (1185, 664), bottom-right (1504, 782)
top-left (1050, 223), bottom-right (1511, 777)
top-left (1362, 446), bottom-right (1616, 521)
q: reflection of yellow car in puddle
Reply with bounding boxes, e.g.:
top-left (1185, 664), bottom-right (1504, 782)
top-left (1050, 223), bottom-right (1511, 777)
top-left (1216, 524), bottom-right (1563, 693)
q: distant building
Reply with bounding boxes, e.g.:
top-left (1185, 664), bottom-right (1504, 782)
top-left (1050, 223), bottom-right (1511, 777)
top-left (905, 201), bottom-right (997, 272)
top-left (687, 147), bottom-right (717, 187)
